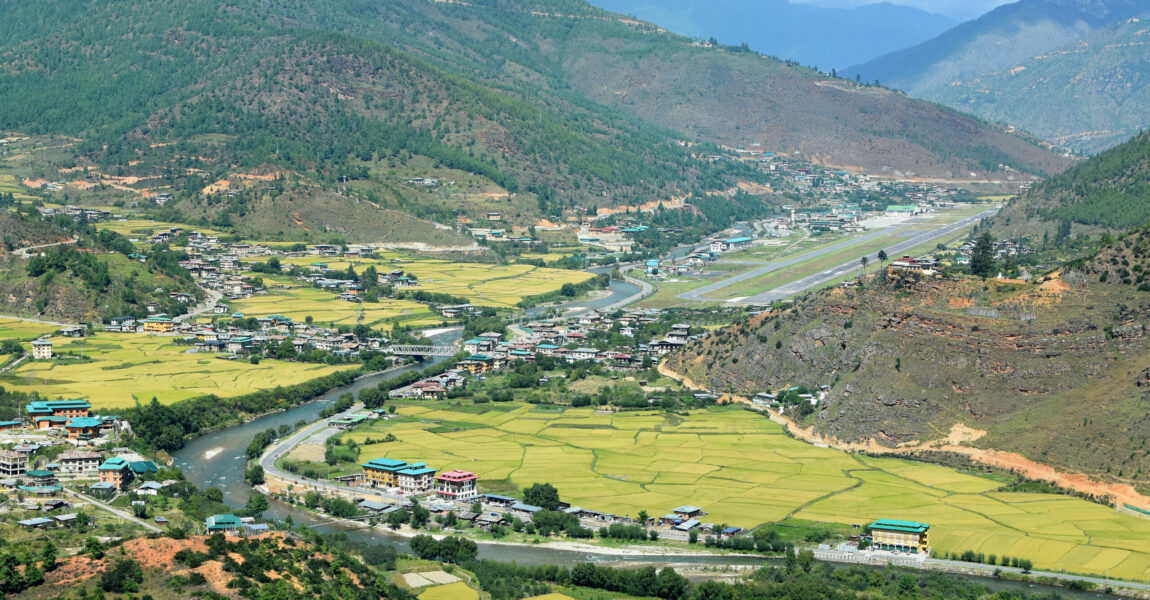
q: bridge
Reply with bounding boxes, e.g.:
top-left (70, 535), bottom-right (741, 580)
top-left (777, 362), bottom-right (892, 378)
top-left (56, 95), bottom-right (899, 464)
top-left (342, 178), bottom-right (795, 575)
top-left (386, 345), bottom-right (459, 357)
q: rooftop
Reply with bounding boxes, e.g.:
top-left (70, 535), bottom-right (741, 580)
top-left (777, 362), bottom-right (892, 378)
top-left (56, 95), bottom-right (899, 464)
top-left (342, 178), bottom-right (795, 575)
top-left (869, 519), bottom-right (930, 533)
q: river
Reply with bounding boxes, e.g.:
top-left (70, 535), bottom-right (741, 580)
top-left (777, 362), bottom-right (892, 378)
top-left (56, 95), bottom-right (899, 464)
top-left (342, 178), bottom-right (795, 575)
top-left (169, 264), bottom-right (1105, 596)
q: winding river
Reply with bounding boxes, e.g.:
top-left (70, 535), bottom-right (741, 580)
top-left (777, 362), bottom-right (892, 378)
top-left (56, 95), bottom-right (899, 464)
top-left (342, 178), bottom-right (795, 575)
top-left (170, 264), bottom-right (1105, 596)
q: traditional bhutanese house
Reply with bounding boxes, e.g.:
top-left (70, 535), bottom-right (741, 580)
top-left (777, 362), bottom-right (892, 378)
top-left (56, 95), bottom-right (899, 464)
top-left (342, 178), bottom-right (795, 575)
top-left (65, 416), bottom-right (104, 440)
top-left (98, 456), bottom-right (133, 490)
top-left (142, 316), bottom-right (175, 333)
top-left (475, 513), bottom-right (507, 530)
top-left (436, 470), bottom-right (479, 500)
top-left (868, 519), bottom-right (931, 554)
top-left (395, 463), bottom-right (437, 494)
top-left (483, 494), bottom-right (516, 507)
top-left (0, 420), bottom-right (21, 431)
top-left (362, 458), bottom-right (409, 488)
top-left (27, 400), bottom-right (91, 422)
top-left (673, 505), bottom-right (705, 519)
top-left (129, 460), bottom-right (160, 478)
top-left (26, 469), bottom-right (58, 486)
top-left (458, 354), bottom-right (494, 374)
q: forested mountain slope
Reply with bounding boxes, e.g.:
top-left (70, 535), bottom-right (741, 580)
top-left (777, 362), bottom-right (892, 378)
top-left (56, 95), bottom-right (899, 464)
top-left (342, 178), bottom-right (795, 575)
top-left (665, 258), bottom-right (1150, 494)
top-left (845, 0), bottom-right (1150, 101)
top-left (0, 0), bottom-right (1069, 226)
top-left (992, 129), bottom-right (1150, 241)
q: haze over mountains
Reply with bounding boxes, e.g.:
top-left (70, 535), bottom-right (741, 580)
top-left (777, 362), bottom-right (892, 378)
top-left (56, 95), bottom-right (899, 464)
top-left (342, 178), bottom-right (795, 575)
top-left (846, 0), bottom-right (1150, 152)
top-left (587, 0), bottom-right (957, 69)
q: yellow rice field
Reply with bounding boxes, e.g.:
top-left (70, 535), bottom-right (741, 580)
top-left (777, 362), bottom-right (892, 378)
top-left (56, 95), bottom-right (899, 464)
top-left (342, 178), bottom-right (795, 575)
top-left (350, 404), bottom-right (1150, 580)
top-left (3, 333), bottom-right (355, 409)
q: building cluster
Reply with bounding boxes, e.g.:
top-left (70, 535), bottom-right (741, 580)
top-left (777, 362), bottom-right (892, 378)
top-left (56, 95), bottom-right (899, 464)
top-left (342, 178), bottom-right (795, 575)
top-left (0, 436), bottom-right (161, 496)
top-left (360, 458), bottom-right (479, 499)
top-left (37, 205), bottom-right (111, 220)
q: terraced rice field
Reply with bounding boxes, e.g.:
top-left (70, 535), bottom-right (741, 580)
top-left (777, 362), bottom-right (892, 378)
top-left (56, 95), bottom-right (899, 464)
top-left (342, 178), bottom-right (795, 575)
top-left (0, 318), bottom-right (59, 341)
top-left (1, 333), bottom-right (354, 408)
top-left (227, 278), bottom-right (441, 328)
top-left (350, 404), bottom-right (1150, 580)
top-left (95, 219), bottom-right (227, 239)
top-left (277, 255), bottom-right (592, 307)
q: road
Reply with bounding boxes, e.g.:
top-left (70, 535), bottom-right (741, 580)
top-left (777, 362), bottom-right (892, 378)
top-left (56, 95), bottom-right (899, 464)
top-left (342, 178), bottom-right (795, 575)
top-left (62, 486), bottom-right (164, 533)
top-left (11, 237), bottom-right (78, 259)
top-left (175, 284), bottom-right (223, 323)
top-left (0, 313), bottom-right (75, 327)
top-left (260, 401), bottom-right (408, 503)
top-left (676, 208), bottom-right (997, 304)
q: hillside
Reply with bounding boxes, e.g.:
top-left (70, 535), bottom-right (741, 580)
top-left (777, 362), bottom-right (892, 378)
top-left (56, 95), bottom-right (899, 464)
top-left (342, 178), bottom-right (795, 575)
top-left (845, 0), bottom-right (1150, 152)
top-left (924, 19), bottom-right (1150, 154)
top-left (993, 129), bottom-right (1150, 240)
top-left (586, 0), bottom-right (957, 70)
top-left (0, 0), bottom-right (1070, 228)
top-left (665, 260), bottom-right (1150, 494)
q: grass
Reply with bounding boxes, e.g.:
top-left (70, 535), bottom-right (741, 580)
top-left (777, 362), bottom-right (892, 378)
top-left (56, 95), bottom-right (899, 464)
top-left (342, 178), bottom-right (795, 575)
top-left (276, 255), bottom-right (593, 308)
top-left (347, 402), bottom-right (1150, 580)
top-left (226, 277), bottom-right (441, 328)
top-left (0, 317), bottom-right (59, 341)
top-left (1, 333), bottom-right (355, 408)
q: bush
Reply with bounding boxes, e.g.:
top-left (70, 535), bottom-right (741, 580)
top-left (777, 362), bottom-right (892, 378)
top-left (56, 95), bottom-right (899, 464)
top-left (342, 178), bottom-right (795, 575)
top-left (99, 559), bottom-right (144, 593)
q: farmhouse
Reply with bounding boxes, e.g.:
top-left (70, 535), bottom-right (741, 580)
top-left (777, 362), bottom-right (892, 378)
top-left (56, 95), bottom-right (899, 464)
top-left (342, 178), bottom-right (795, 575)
top-left (31, 338), bottom-right (53, 360)
top-left (868, 519), bottom-right (931, 554)
top-left (0, 449), bottom-right (29, 477)
top-left (436, 470), bottom-right (479, 500)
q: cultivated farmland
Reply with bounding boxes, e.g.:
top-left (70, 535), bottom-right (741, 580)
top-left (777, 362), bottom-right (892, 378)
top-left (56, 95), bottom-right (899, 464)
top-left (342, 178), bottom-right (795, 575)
top-left (2, 333), bottom-right (355, 408)
top-left (0, 317), bottom-right (59, 341)
top-left (275, 255), bottom-right (593, 308)
top-left (226, 277), bottom-right (441, 328)
top-left (350, 403), bottom-right (1150, 580)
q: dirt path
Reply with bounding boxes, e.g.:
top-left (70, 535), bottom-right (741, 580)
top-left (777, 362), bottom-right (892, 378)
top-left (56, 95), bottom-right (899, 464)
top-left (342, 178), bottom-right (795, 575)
top-left (658, 361), bottom-right (1150, 508)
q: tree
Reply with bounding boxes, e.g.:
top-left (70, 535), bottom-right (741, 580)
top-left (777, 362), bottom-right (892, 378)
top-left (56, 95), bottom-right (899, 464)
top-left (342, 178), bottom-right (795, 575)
top-left (970, 232), bottom-right (996, 279)
top-left (877, 249), bottom-right (888, 265)
top-left (523, 482), bottom-right (561, 510)
top-left (688, 529), bottom-right (699, 544)
top-left (244, 493), bottom-right (269, 516)
top-left (859, 255), bottom-right (868, 274)
top-left (40, 542), bottom-right (58, 572)
top-left (244, 464), bottom-right (265, 485)
top-left (99, 559), bottom-right (143, 593)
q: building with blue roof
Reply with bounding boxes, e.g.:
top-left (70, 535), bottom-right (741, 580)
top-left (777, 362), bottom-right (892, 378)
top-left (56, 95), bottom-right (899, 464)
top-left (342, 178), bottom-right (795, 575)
top-left (27, 400), bottom-right (90, 420)
top-left (363, 458), bottom-right (410, 488)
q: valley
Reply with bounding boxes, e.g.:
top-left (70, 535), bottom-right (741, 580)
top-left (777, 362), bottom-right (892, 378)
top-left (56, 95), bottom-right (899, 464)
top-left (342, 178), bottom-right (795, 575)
top-left (2, 0), bottom-right (1150, 596)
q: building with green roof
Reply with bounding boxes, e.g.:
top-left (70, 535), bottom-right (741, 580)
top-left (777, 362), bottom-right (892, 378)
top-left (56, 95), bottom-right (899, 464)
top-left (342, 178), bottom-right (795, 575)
top-left (868, 519), bottom-right (930, 554)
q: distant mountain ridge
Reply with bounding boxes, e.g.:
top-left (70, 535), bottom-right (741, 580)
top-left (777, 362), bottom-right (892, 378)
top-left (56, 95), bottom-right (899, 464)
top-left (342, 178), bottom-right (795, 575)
top-left (922, 19), bottom-right (1150, 153)
top-left (588, 0), bottom-right (957, 69)
top-left (846, 0), bottom-right (1150, 92)
top-left (0, 0), bottom-right (1070, 231)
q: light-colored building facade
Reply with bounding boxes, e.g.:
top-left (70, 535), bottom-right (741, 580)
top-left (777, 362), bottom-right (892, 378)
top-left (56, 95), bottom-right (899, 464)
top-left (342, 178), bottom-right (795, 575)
top-left (869, 519), bottom-right (930, 554)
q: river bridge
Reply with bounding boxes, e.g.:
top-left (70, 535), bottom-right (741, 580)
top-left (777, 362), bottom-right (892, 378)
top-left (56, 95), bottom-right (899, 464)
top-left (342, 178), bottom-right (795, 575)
top-left (386, 344), bottom-right (459, 357)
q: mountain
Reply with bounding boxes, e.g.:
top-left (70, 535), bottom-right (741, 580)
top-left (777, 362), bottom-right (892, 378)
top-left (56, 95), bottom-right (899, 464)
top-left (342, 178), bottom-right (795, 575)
top-left (0, 0), bottom-right (1070, 235)
top-left (664, 253), bottom-right (1150, 495)
top-left (585, 0), bottom-right (957, 69)
top-left (925, 19), bottom-right (1150, 153)
top-left (992, 129), bottom-right (1150, 241)
top-left (846, 0), bottom-right (1150, 136)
